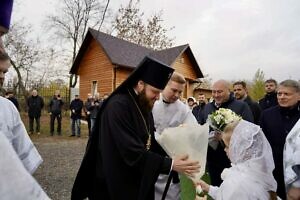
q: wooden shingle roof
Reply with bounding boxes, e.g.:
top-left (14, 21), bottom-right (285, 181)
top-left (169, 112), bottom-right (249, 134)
top-left (70, 28), bottom-right (203, 78)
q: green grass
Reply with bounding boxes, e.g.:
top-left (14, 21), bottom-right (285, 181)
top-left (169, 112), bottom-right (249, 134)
top-left (20, 111), bottom-right (90, 139)
top-left (181, 172), bottom-right (211, 200)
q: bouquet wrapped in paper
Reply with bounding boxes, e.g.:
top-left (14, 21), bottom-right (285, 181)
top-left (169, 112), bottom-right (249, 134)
top-left (155, 123), bottom-right (209, 182)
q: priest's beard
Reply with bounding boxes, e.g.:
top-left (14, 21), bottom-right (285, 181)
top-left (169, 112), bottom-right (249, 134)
top-left (137, 89), bottom-right (153, 114)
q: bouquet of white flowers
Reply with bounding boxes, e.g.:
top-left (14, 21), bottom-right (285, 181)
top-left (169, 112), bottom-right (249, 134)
top-left (155, 123), bottom-right (209, 182)
top-left (207, 108), bottom-right (241, 132)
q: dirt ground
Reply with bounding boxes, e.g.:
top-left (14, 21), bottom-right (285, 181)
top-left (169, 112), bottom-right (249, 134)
top-left (33, 137), bottom-right (88, 200)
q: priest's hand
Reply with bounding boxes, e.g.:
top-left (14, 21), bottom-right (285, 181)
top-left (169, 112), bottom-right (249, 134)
top-left (172, 154), bottom-right (200, 177)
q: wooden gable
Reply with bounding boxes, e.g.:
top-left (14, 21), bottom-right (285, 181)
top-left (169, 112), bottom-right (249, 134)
top-left (172, 52), bottom-right (197, 80)
top-left (71, 29), bottom-right (204, 100)
top-left (77, 38), bottom-right (114, 99)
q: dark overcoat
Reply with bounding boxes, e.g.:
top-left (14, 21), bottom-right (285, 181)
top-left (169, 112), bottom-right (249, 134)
top-left (72, 88), bottom-right (172, 200)
top-left (200, 94), bottom-right (254, 186)
top-left (260, 103), bottom-right (300, 199)
top-left (27, 95), bottom-right (44, 118)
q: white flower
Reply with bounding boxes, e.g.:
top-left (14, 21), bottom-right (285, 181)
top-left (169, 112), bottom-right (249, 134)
top-left (196, 185), bottom-right (203, 195)
top-left (208, 108), bottom-right (241, 131)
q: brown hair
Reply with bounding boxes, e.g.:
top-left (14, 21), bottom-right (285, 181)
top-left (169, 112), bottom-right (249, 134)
top-left (265, 79), bottom-right (277, 86)
top-left (169, 72), bottom-right (186, 84)
top-left (233, 81), bottom-right (247, 89)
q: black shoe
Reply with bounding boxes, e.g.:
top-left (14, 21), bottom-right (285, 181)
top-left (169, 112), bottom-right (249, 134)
top-left (69, 135), bottom-right (75, 137)
top-left (77, 135), bottom-right (81, 137)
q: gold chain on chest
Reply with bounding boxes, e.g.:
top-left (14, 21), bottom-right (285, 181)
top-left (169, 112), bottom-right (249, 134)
top-left (127, 89), bottom-right (151, 150)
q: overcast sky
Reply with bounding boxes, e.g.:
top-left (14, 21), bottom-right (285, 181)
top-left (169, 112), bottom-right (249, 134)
top-left (12, 0), bottom-right (300, 82)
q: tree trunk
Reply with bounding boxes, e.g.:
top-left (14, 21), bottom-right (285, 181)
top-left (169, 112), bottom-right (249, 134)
top-left (10, 59), bottom-right (28, 101)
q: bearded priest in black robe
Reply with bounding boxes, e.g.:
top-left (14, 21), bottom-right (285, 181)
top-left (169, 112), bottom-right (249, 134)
top-left (71, 56), bottom-right (200, 200)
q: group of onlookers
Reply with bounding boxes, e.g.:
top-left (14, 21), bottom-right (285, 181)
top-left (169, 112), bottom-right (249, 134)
top-left (186, 78), bottom-right (299, 200)
top-left (4, 88), bottom-right (110, 137)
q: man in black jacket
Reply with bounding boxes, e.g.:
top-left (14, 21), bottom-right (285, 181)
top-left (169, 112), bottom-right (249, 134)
top-left (27, 89), bottom-right (44, 135)
top-left (48, 91), bottom-right (64, 136)
top-left (259, 79), bottom-right (278, 110)
top-left (260, 79), bottom-right (300, 200)
top-left (192, 93), bottom-right (207, 123)
top-left (233, 81), bottom-right (261, 124)
top-left (200, 79), bottom-right (254, 186)
top-left (70, 95), bottom-right (83, 137)
top-left (5, 90), bottom-right (19, 110)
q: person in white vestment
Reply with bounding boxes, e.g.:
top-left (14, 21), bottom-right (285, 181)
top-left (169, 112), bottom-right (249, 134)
top-left (284, 118), bottom-right (300, 200)
top-left (0, 132), bottom-right (50, 200)
top-left (282, 81), bottom-right (300, 200)
top-left (0, 2), bottom-right (47, 198)
top-left (197, 109), bottom-right (278, 200)
top-left (0, 97), bottom-right (43, 173)
top-left (152, 72), bottom-right (198, 200)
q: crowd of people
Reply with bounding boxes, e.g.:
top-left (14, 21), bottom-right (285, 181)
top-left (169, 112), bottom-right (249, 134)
top-left (1, 1), bottom-right (300, 200)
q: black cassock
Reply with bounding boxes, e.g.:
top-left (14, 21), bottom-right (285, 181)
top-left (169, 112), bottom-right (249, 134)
top-left (72, 88), bottom-right (172, 200)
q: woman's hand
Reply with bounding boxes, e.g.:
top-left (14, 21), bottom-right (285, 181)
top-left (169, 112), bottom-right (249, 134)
top-left (287, 187), bottom-right (300, 200)
top-left (196, 180), bottom-right (210, 193)
top-left (172, 154), bottom-right (200, 178)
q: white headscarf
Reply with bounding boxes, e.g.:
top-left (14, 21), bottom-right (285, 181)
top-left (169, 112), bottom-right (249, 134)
top-left (229, 120), bottom-right (277, 191)
top-left (209, 120), bottom-right (277, 200)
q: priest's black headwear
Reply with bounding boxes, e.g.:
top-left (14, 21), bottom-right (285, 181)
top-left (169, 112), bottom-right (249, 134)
top-left (98, 56), bottom-right (174, 112)
top-left (113, 56), bottom-right (174, 96)
top-left (122, 56), bottom-right (174, 91)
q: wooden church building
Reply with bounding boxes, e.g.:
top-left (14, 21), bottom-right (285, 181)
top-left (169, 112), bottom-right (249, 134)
top-left (70, 28), bottom-right (204, 99)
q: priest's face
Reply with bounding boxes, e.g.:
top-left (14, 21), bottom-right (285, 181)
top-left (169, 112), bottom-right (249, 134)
top-left (162, 80), bottom-right (184, 103)
top-left (138, 83), bottom-right (161, 113)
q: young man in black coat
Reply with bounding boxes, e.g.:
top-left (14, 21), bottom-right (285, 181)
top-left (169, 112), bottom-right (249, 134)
top-left (233, 81), bottom-right (261, 124)
top-left (260, 79), bottom-right (300, 200)
top-left (70, 95), bottom-right (83, 137)
top-left (192, 93), bottom-right (207, 124)
top-left (71, 57), bottom-right (200, 200)
top-left (259, 79), bottom-right (278, 110)
top-left (200, 79), bottom-right (254, 187)
top-left (27, 89), bottom-right (44, 134)
top-left (48, 91), bottom-right (64, 136)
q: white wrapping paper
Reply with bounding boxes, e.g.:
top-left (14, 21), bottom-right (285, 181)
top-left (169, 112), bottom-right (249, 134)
top-left (156, 123), bottom-right (209, 182)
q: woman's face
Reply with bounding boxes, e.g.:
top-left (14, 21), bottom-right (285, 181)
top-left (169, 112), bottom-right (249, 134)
top-left (222, 131), bottom-right (233, 159)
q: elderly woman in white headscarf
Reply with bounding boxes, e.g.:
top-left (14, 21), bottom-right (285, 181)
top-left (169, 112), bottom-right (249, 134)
top-left (196, 109), bottom-right (278, 200)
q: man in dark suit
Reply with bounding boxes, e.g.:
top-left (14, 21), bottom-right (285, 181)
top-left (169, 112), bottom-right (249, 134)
top-left (260, 79), bottom-right (300, 200)
top-left (259, 79), bottom-right (278, 110)
top-left (233, 81), bottom-right (261, 124)
top-left (27, 89), bottom-right (44, 135)
top-left (200, 79), bottom-right (254, 186)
